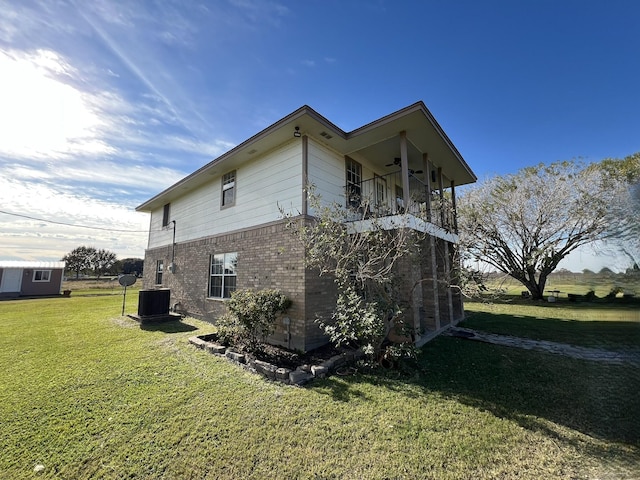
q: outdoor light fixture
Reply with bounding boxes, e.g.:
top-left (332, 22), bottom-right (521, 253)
top-left (293, 126), bottom-right (301, 138)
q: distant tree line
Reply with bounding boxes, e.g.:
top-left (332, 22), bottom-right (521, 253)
top-left (61, 246), bottom-right (143, 279)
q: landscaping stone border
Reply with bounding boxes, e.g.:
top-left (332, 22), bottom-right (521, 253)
top-left (188, 335), bottom-right (364, 385)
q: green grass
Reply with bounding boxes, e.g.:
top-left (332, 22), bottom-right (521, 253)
top-left (1, 294), bottom-right (639, 479)
top-left (463, 300), bottom-right (640, 351)
top-left (484, 272), bottom-right (640, 298)
top-left (62, 278), bottom-right (141, 296)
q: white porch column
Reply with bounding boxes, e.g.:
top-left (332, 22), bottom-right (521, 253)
top-left (399, 131), bottom-right (410, 209)
top-left (450, 180), bottom-right (458, 234)
top-left (301, 135), bottom-right (308, 216)
top-left (438, 167), bottom-right (445, 228)
top-left (422, 153), bottom-right (432, 222)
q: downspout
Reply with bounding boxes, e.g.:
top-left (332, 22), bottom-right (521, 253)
top-left (171, 220), bottom-right (176, 271)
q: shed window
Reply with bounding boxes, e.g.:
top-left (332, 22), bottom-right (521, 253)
top-left (33, 270), bottom-right (51, 282)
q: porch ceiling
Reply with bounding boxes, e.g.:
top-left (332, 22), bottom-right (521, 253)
top-left (341, 107), bottom-right (476, 187)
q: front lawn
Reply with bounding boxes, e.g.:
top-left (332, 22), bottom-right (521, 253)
top-left (0, 294), bottom-right (638, 479)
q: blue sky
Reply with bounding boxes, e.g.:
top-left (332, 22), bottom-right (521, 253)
top-left (0, 0), bottom-right (638, 271)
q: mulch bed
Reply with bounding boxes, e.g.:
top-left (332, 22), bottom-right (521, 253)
top-left (198, 333), bottom-right (345, 371)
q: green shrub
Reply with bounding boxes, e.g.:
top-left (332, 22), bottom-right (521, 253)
top-left (317, 284), bottom-right (387, 358)
top-left (214, 313), bottom-right (243, 346)
top-left (226, 288), bottom-right (291, 351)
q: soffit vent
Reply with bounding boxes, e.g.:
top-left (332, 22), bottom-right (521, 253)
top-left (247, 149), bottom-right (258, 155)
top-left (319, 131), bottom-right (333, 139)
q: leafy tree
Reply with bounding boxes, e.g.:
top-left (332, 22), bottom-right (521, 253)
top-left (458, 160), bottom-right (619, 300)
top-left (108, 260), bottom-right (123, 276)
top-left (91, 249), bottom-right (117, 278)
top-left (598, 152), bottom-right (640, 266)
top-left (62, 246), bottom-right (96, 279)
top-left (120, 258), bottom-right (144, 276)
top-left (282, 189), bottom-right (421, 360)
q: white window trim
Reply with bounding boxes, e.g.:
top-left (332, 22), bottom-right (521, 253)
top-left (33, 270), bottom-right (51, 282)
top-left (162, 203), bottom-right (171, 227)
top-left (208, 252), bottom-right (237, 299)
top-left (221, 171), bottom-right (236, 209)
top-left (155, 260), bottom-right (164, 285)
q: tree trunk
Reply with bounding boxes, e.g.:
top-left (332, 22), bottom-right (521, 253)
top-left (522, 275), bottom-right (548, 300)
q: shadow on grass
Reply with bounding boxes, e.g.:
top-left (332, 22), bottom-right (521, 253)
top-left (461, 311), bottom-right (640, 349)
top-left (140, 320), bottom-right (198, 333)
top-left (309, 313), bottom-right (640, 456)
top-left (473, 294), bottom-right (640, 309)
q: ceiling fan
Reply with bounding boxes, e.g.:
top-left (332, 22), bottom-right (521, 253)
top-left (385, 157), bottom-right (423, 174)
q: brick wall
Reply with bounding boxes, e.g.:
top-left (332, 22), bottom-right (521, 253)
top-left (141, 218), bottom-right (334, 352)
top-left (140, 219), bottom-right (466, 351)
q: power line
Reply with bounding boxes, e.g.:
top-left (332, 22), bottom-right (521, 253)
top-left (0, 209), bottom-right (149, 233)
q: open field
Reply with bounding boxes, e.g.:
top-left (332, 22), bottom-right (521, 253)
top-left (62, 277), bottom-right (142, 296)
top-left (1, 292), bottom-right (639, 479)
top-left (483, 271), bottom-right (640, 298)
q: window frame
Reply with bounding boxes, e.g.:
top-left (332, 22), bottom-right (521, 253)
top-left (208, 252), bottom-right (238, 299)
top-left (162, 203), bottom-right (171, 227)
top-left (221, 170), bottom-right (236, 208)
top-left (345, 157), bottom-right (362, 208)
top-left (33, 270), bottom-right (51, 282)
top-left (155, 260), bottom-right (164, 285)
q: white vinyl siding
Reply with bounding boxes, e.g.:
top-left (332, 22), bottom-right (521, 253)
top-left (306, 140), bottom-right (344, 215)
top-left (147, 140), bottom-right (303, 249)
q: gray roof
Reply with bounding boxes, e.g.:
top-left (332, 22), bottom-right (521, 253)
top-left (0, 261), bottom-right (66, 269)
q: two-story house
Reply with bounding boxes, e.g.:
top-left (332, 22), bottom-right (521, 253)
top-left (136, 101), bottom-right (476, 352)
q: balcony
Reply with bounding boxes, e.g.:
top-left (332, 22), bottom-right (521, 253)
top-left (344, 170), bottom-right (456, 233)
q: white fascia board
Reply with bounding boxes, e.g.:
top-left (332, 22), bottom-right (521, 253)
top-left (346, 214), bottom-right (458, 243)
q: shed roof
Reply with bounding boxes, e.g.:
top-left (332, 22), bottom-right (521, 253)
top-left (0, 261), bottom-right (66, 269)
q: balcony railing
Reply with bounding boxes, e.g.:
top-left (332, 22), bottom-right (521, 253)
top-left (344, 171), bottom-right (456, 232)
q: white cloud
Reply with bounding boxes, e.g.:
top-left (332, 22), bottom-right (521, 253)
top-left (0, 49), bottom-right (112, 159)
top-left (0, 177), bottom-right (149, 261)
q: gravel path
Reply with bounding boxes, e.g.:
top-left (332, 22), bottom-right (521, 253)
top-left (446, 327), bottom-right (640, 366)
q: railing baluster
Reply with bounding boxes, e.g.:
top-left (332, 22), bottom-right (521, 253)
top-left (344, 170), bottom-right (451, 230)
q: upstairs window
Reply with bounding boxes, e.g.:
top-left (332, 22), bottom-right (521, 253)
top-left (209, 252), bottom-right (237, 298)
top-left (346, 158), bottom-right (362, 208)
top-left (221, 171), bottom-right (236, 207)
top-left (33, 270), bottom-right (51, 282)
top-left (155, 260), bottom-right (164, 285)
top-left (162, 203), bottom-right (171, 227)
